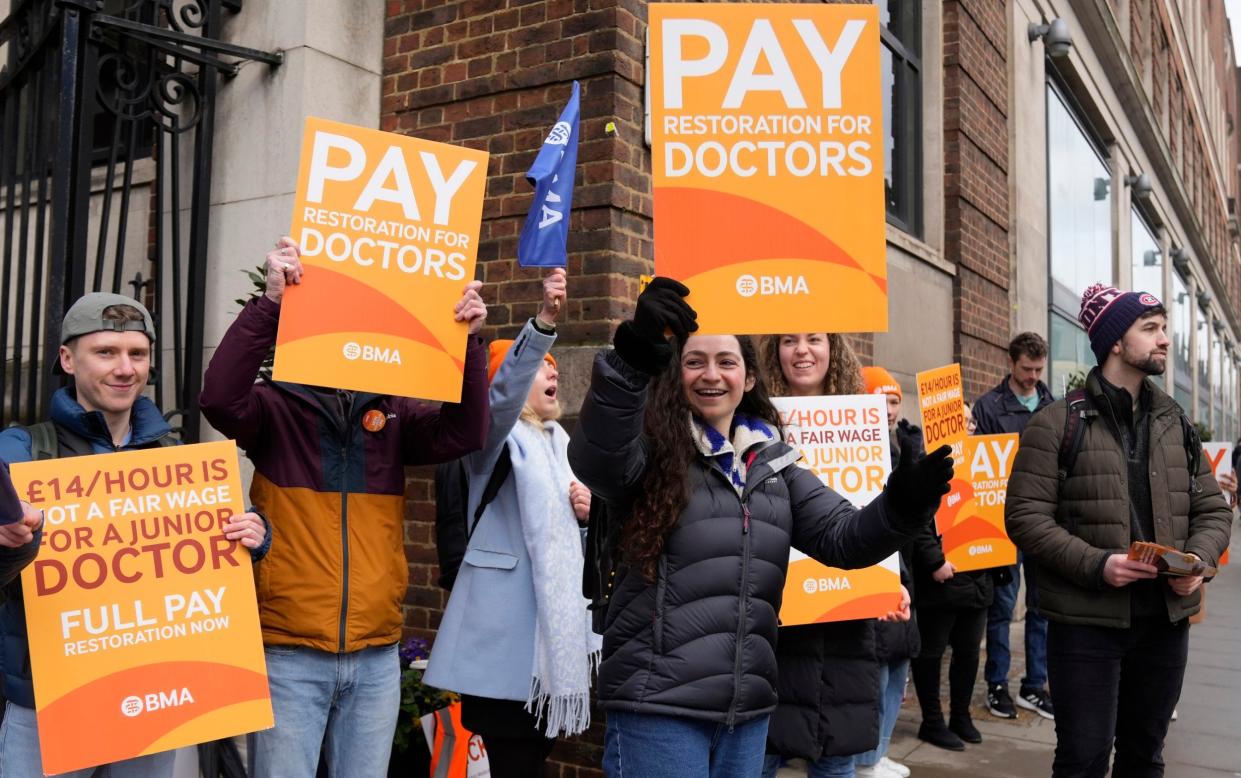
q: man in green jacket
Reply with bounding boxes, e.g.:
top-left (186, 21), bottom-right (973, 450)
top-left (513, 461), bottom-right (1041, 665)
top-left (1006, 282), bottom-right (1232, 778)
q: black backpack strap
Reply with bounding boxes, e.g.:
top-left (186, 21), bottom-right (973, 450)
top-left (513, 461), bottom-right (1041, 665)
top-left (467, 443), bottom-right (513, 540)
top-left (1057, 389), bottom-right (1095, 490)
top-left (1179, 414), bottom-right (1204, 495)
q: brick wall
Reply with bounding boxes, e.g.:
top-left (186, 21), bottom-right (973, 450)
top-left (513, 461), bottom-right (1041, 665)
top-left (383, 1), bottom-right (651, 773)
top-left (943, 0), bottom-right (1011, 399)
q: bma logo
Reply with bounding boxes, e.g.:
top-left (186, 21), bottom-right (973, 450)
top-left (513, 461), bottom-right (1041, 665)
top-left (342, 341), bottom-right (402, 365)
top-left (968, 544), bottom-right (993, 557)
top-left (120, 688), bottom-right (195, 717)
top-left (545, 121), bottom-right (572, 146)
top-left (735, 274), bottom-right (809, 298)
top-left (802, 576), bottom-right (852, 594)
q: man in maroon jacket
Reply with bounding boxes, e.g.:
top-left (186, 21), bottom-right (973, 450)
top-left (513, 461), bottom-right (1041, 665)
top-left (200, 237), bottom-right (490, 777)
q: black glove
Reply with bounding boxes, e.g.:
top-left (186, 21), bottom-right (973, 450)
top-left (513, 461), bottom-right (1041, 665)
top-left (613, 277), bottom-right (698, 375)
top-left (885, 444), bottom-right (954, 529)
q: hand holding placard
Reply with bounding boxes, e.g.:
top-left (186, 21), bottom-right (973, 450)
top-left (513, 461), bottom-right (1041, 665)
top-left (0, 502), bottom-right (42, 548)
top-left (264, 237), bottom-right (304, 305)
top-left (453, 280), bottom-right (488, 334)
top-left (222, 511), bottom-right (267, 549)
top-left (886, 443), bottom-right (954, 528)
top-left (613, 277), bottom-right (698, 375)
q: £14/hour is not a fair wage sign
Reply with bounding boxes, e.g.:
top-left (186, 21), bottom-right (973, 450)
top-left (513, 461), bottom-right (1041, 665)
top-left (773, 395), bottom-right (900, 625)
top-left (11, 442), bottom-right (271, 775)
top-left (275, 117), bottom-right (489, 402)
top-left (649, 3), bottom-right (886, 335)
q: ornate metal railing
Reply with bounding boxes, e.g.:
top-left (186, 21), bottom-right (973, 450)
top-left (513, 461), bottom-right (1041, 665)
top-left (0, 0), bottom-right (279, 440)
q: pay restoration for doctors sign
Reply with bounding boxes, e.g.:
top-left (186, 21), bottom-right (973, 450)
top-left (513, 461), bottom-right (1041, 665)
top-left (648, 3), bottom-right (886, 334)
top-left (275, 117), bottom-right (489, 401)
top-left (11, 442), bottom-right (271, 774)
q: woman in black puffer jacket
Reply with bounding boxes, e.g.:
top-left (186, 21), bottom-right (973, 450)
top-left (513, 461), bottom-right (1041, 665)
top-left (567, 280), bottom-right (955, 777)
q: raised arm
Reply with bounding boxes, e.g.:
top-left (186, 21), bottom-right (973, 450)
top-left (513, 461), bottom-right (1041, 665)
top-left (468, 270), bottom-right (565, 473)
top-left (398, 279), bottom-right (491, 465)
top-left (200, 238), bottom-right (304, 450)
top-left (568, 277), bottom-right (698, 504)
top-left (568, 350), bottom-right (652, 504)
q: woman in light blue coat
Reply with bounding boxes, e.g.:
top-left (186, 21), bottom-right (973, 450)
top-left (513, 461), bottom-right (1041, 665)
top-left (425, 269), bottom-right (598, 777)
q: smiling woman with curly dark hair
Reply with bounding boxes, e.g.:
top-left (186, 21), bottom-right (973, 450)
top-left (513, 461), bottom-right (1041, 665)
top-left (567, 278), bottom-right (955, 777)
top-left (622, 333), bottom-right (781, 582)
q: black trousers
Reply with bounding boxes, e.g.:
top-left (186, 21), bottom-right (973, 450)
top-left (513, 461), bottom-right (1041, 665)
top-left (461, 694), bottom-right (557, 778)
top-left (1047, 617), bottom-right (1188, 778)
top-left (910, 605), bottom-right (987, 723)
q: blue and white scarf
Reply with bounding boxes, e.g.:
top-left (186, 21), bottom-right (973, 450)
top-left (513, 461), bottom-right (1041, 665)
top-left (690, 413), bottom-right (780, 495)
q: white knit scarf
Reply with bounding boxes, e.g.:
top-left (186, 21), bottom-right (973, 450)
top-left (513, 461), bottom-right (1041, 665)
top-left (507, 418), bottom-right (602, 737)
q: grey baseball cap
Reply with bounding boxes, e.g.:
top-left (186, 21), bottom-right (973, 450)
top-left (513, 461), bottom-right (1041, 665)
top-left (60, 292), bottom-right (156, 345)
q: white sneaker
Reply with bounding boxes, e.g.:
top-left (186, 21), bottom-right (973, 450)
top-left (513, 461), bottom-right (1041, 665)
top-left (856, 760), bottom-right (907, 778)
top-left (879, 756), bottom-right (911, 777)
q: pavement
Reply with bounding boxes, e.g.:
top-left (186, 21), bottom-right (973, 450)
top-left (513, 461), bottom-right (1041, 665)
top-left (779, 517), bottom-right (1241, 777)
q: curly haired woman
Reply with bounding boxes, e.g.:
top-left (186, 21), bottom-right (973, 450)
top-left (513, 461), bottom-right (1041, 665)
top-left (567, 279), bottom-right (954, 777)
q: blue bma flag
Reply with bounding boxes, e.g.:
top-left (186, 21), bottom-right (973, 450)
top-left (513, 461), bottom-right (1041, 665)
top-left (518, 81), bottom-right (580, 267)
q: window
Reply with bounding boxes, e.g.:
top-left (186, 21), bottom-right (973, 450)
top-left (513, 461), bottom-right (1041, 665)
top-left (1172, 271), bottom-right (1192, 411)
top-left (1047, 82), bottom-right (1112, 392)
top-left (1229, 357), bottom-right (1238, 442)
top-left (1130, 210), bottom-right (1162, 300)
top-left (1050, 313), bottom-right (1095, 395)
top-left (1212, 330), bottom-right (1224, 436)
top-left (1196, 307), bottom-right (1210, 424)
top-left (876, 1), bottom-right (921, 236)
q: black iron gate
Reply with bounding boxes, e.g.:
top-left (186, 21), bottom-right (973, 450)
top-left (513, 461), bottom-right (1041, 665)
top-left (0, 0), bottom-right (279, 441)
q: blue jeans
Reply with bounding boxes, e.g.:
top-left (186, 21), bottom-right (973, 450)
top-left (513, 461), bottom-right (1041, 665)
top-left (855, 659), bottom-right (909, 768)
top-left (985, 554), bottom-right (1047, 688)
top-left (0, 701), bottom-right (175, 777)
top-left (604, 710), bottom-right (769, 777)
top-left (762, 752), bottom-right (855, 778)
top-left (248, 643), bottom-right (400, 778)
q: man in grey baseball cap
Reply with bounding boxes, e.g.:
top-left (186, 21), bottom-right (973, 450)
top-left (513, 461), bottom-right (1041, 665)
top-left (60, 291), bottom-right (157, 343)
top-left (0, 291), bottom-right (271, 776)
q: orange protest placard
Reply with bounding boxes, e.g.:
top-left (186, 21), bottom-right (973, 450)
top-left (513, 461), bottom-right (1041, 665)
top-left (648, 3), bottom-right (886, 334)
top-left (935, 434), bottom-right (1019, 573)
top-left (773, 396), bottom-right (901, 625)
top-left (1202, 442), bottom-right (1233, 566)
top-left (917, 363), bottom-right (967, 456)
top-left (11, 442), bottom-right (271, 774)
top-left (274, 117), bottom-right (489, 401)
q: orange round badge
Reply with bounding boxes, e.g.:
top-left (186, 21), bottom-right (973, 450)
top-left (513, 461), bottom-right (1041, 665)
top-left (362, 409), bottom-right (387, 432)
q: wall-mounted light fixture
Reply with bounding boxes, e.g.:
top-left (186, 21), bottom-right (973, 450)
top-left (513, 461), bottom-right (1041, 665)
top-left (1171, 248), bottom-right (1191, 276)
top-left (1198, 290), bottom-right (1213, 309)
top-left (1125, 173), bottom-right (1153, 200)
top-left (1093, 177), bottom-right (1110, 201)
top-left (1029, 19), bottom-right (1073, 57)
